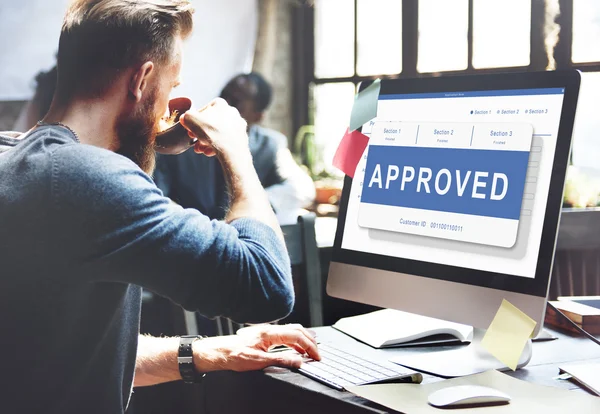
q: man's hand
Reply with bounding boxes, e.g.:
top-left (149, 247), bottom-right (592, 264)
top-left (179, 98), bottom-right (283, 237)
top-left (194, 324), bottom-right (321, 373)
top-left (180, 98), bottom-right (248, 158)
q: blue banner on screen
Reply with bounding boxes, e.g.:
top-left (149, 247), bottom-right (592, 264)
top-left (360, 145), bottom-right (530, 220)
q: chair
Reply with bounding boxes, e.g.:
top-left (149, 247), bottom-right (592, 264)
top-left (281, 212), bottom-right (324, 327)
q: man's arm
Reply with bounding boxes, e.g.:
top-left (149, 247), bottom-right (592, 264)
top-left (180, 99), bottom-right (283, 240)
top-left (53, 99), bottom-right (294, 323)
top-left (134, 335), bottom-right (180, 387)
top-left (134, 325), bottom-right (319, 387)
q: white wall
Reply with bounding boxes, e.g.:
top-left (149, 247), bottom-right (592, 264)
top-left (0, 0), bottom-right (69, 100)
top-left (178, 0), bottom-right (257, 105)
top-left (0, 0), bottom-right (257, 104)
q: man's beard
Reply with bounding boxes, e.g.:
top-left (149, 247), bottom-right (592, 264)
top-left (116, 89), bottom-right (159, 175)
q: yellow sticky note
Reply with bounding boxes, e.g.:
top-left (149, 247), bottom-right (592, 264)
top-left (480, 299), bottom-right (537, 371)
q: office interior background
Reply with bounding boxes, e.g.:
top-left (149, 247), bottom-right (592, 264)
top-left (1, 0), bottom-right (599, 317)
top-left (1, 0), bottom-right (600, 412)
top-left (2, 0), bottom-right (600, 199)
top-left (1, 0), bottom-right (599, 321)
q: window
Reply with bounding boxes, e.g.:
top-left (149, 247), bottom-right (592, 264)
top-left (314, 0), bottom-right (354, 78)
top-left (299, 0), bottom-right (600, 177)
top-left (357, 0), bottom-right (403, 76)
top-left (571, 72), bottom-right (600, 169)
top-left (572, 0), bottom-right (600, 63)
top-left (418, 0), bottom-right (468, 73)
top-left (311, 82), bottom-right (356, 173)
top-left (472, 0), bottom-right (531, 69)
top-left (567, 0), bottom-right (600, 170)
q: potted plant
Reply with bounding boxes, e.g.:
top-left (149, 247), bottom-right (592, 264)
top-left (294, 125), bottom-right (343, 206)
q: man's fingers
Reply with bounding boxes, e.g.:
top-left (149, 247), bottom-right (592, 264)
top-left (193, 139), bottom-right (209, 152)
top-left (194, 146), bottom-right (216, 157)
top-left (291, 332), bottom-right (321, 361)
top-left (286, 323), bottom-right (318, 346)
top-left (269, 330), bottom-right (320, 361)
top-left (231, 348), bottom-right (303, 372)
top-left (261, 350), bottom-right (303, 369)
top-left (180, 111), bottom-right (208, 137)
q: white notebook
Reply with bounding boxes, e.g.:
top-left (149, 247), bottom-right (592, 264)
top-left (332, 309), bottom-right (473, 348)
top-left (560, 362), bottom-right (600, 396)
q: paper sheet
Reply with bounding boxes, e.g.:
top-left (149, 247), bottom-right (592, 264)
top-left (332, 128), bottom-right (370, 178)
top-left (560, 362), bottom-right (600, 396)
top-left (480, 299), bottom-right (537, 370)
top-left (347, 370), bottom-right (600, 414)
top-left (349, 79), bottom-right (381, 132)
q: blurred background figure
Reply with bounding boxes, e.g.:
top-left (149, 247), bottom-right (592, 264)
top-left (13, 64), bottom-right (57, 131)
top-left (154, 72), bottom-right (315, 224)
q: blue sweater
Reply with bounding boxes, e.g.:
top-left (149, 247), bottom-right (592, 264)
top-left (0, 126), bottom-right (293, 413)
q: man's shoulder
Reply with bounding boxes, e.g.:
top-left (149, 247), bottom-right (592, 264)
top-left (53, 140), bottom-right (134, 166)
top-left (53, 143), bottom-right (151, 188)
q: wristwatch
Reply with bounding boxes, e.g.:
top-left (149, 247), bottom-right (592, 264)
top-left (178, 335), bottom-right (207, 384)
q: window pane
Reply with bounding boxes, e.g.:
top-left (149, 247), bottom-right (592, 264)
top-left (472, 0), bottom-right (531, 69)
top-left (312, 82), bottom-right (356, 175)
top-left (571, 72), bottom-right (600, 169)
top-left (572, 0), bottom-right (600, 63)
top-left (418, 0), bottom-right (468, 73)
top-left (314, 0), bottom-right (354, 78)
top-left (357, 0), bottom-right (402, 76)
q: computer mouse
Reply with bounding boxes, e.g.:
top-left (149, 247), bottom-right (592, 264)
top-left (428, 385), bottom-right (511, 408)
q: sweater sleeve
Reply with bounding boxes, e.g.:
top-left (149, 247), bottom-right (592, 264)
top-left (50, 145), bottom-right (294, 323)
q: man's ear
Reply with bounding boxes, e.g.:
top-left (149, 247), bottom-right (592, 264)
top-left (129, 62), bottom-right (154, 102)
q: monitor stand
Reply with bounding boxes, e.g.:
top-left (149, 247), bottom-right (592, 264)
top-left (390, 328), bottom-right (532, 378)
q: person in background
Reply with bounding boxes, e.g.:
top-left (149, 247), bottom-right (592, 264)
top-left (0, 1), bottom-right (319, 413)
top-left (154, 72), bottom-right (315, 223)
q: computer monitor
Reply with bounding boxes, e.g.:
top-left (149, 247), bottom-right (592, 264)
top-left (327, 70), bottom-right (580, 376)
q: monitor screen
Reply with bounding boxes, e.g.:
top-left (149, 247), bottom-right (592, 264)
top-left (340, 86), bottom-right (566, 283)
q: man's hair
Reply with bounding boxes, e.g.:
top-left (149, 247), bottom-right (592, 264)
top-left (222, 72), bottom-right (273, 113)
top-left (56, 0), bottom-right (194, 100)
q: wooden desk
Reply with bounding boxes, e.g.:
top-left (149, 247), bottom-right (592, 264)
top-left (202, 326), bottom-right (600, 413)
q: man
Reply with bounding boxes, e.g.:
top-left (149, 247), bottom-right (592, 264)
top-left (0, 1), bottom-right (319, 413)
top-left (154, 72), bottom-right (315, 223)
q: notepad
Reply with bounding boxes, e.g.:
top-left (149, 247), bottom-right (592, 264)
top-left (560, 362), bottom-right (600, 396)
top-left (332, 309), bottom-right (473, 348)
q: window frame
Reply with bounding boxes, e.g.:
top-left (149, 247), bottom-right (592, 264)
top-left (291, 0), bottom-right (600, 147)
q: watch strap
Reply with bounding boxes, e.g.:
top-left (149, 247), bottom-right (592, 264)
top-left (178, 335), bottom-right (206, 384)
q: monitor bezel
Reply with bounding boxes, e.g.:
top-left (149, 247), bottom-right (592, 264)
top-left (331, 70), bottom-right (581, 298)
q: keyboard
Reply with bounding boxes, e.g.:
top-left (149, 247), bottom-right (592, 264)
top-left (298, 343), bottom-right (423, 391)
